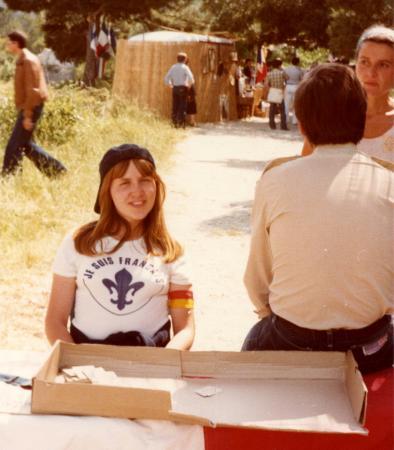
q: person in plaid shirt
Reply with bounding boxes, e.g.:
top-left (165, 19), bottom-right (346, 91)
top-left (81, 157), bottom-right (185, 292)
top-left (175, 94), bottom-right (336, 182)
top-left (267, 58), bottom-right (289, 130)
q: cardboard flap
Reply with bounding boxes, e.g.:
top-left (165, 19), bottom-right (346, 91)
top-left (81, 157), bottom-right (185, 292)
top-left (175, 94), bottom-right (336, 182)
top-left (35, 341), bottom-right (62, 381)
top-left (181, 351), bottom-right (346, 379)
top-left (32, 380), bottom-right (172, 420)
top-left (59, 342), bottom-right (181, 378)
top-left (345, 352), bottom-right (368, 425)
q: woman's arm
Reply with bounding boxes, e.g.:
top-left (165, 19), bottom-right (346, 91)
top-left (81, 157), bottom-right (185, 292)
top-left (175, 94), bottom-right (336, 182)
top-left (166, 283), bottom-right (195, 350)
top-left (45, 274), bottom-right (76, 345)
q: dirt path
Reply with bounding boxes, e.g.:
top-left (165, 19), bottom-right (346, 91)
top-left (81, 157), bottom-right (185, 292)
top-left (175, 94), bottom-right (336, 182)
top-left (164, 118), bottom-right (303, 350)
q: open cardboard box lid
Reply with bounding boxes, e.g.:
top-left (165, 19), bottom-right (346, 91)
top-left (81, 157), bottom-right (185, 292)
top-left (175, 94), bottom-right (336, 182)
top-left (31, 341), bottom-right (367, 434)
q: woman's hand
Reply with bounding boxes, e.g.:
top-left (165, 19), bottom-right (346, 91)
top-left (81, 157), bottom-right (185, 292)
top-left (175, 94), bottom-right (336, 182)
top-left (45, 274), bottom-right (76, 345)
top-left (166, 283), bottom-right (195, 350)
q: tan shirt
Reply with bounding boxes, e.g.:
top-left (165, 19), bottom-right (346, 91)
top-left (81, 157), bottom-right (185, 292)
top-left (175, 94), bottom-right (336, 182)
top-left (14, 48), bottom-right (49, 119)
top-left (244, 144), bottom-right (394, 330)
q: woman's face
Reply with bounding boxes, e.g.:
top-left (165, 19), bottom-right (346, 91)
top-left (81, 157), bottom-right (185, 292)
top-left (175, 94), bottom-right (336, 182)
top-left (110, 160), bottom-right (156, 229)
top-left (356, 41), bottom-right (394, 98)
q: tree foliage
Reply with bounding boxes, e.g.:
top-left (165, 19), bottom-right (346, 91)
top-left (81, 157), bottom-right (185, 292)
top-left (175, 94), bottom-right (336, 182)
top-left (149, 0), bottom-right (212, 33)
top-left (0, 8), bottom-right (45, 80)
top-left (4, 0), bottom-right (174, 61)
top-left (327, 0), bottom-right (393, 58)
top-left (0, 7), bottom-right (44, 52)
top-left (4, 0), bottom-right (393, 63)
top-left (203, 0), bottom-right (393, 57)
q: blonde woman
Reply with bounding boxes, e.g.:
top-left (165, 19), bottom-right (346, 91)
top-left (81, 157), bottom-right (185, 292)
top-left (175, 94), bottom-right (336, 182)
top-left (45, 144), bottom-right (195, 349)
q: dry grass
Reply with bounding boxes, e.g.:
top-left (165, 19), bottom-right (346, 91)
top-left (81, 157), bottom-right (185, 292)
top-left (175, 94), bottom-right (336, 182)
top-left (0, 84), bottom-right (179, 350)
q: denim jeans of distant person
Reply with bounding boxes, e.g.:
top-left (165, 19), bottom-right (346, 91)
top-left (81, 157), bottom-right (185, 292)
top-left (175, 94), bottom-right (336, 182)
top-left (2, 104), bottom-right (66, 177)
top-left (269, 100), bottom-right (287, 130)
top-left (172, 86), bottom-right (188, 127)
top-left (284, 84), bottom-right (299, 125)
top-left (242, 313), bottom-right (393, 374)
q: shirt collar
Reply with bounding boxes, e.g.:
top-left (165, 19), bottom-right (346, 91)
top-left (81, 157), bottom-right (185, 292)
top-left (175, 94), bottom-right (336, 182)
top-left (312, 143), bottom-right (357, 154)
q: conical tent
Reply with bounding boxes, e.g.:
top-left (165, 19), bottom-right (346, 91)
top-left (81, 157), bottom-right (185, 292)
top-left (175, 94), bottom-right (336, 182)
top-left (112, 31), bottom-right (238, 123)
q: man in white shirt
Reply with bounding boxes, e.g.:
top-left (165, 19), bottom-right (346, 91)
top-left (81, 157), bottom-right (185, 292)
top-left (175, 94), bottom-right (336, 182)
top-left (243, 63), bottom-right (393, 374)
top-left (164, 52), bottom-right (195, 127)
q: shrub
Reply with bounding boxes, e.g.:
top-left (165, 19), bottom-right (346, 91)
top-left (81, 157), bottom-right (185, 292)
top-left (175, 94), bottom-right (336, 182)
top-left (37, 88), bottom-right (80, 144)
top-left (0, 85), bottom-right (80, 146)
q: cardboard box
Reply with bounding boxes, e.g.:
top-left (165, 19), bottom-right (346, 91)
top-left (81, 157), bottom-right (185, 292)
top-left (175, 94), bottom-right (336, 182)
top-left (32, 342), bottom-right (367, 434)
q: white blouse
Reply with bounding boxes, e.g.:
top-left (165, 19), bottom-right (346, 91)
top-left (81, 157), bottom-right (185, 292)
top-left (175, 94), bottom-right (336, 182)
top-left (357, 125), bottom-right (394, 163)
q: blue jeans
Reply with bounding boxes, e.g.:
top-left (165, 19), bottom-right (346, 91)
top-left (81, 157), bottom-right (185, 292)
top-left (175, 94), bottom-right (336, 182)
top-left (2, 104), bottom-right (66, 177)
top-left (172, 86), bottom-right (188, 127)
top-left (269, 101), bottom-right (287, 130)
top-left (242, 313), bottom-right (393, 374)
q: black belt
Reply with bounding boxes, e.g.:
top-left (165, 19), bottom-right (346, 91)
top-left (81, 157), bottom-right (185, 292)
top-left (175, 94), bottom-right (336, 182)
top-left (273, 314), bottom-right (391, 349)
top-left (70, 320), bottom-right (171, 347)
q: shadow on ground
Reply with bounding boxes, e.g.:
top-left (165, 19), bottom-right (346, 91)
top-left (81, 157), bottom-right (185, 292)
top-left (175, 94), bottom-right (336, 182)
top-left (193, 119), bottom-right (303, 143)
top-left (199, 200), bottom-right (252, 235)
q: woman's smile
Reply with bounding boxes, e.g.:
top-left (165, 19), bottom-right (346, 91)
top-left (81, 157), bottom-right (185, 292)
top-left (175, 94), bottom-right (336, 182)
top-left (111, 160), bottom-right (156, 226)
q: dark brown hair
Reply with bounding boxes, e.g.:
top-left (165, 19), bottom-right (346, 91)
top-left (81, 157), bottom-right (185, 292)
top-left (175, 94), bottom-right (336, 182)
top-left (74, 159), bottom-right (182, 263)
top-left (294, 63), bottom-right (366, 146)
top-left (7, 30), bottom-right (27, 49)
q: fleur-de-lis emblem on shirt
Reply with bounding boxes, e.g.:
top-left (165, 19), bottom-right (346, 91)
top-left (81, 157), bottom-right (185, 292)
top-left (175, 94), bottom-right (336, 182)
top-left (102, 269), bottom-right (144, 311)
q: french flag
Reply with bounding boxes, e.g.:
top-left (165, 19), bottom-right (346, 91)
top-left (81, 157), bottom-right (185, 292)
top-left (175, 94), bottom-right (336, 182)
top-left (96, 22), bottom-right (110, 58)
top-left (256, 45), bottom-right (267, 84)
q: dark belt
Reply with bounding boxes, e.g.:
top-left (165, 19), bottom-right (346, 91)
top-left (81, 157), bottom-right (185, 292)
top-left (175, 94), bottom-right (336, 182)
top-left (70, 320), bottom-right (171, 347)
top-left (273, 314), bottom-right (391, 349)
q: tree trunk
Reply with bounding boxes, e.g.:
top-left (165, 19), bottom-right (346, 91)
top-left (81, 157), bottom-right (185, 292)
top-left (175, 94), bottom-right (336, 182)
top-left (83, 20), bottom-right (97, 86)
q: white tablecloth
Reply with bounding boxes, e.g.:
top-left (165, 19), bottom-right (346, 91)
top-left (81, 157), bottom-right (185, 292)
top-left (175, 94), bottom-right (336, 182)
top-left (0, 350), bottom-right (204, 450)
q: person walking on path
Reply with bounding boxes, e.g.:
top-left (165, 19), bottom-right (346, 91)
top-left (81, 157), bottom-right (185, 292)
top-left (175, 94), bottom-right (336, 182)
top-left (284, 56), bottom-right (304, 126)
top-left (1, 31), bottom-right (66, 177)
top-left (164, 52), bottom-right (195, 128)
top-left (266, 58), bottom-right (288, 130)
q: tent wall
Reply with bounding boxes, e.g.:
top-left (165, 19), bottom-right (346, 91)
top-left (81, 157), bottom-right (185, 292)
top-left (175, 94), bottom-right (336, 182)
top-left (112, 39), bottom-right (237, 123)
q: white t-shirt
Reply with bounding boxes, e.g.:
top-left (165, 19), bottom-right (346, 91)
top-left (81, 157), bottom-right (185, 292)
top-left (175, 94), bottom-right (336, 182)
top-left (53, 234), bottom-right (192, 339)
top-left (357, 125), bottom-right (394, 163)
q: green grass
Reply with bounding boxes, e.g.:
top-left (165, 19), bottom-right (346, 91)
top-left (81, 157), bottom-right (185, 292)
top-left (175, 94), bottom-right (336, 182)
top-left (0, 83), bottom-right (179, 276)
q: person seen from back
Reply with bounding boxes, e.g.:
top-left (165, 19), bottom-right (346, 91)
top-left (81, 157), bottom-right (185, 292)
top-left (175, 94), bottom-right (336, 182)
top-left (164, 52), bottom-right (195, 128)
top-left (284, 56), bottom-right (304, 126)
top-left (266, 58), bottom-right (289, 130)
